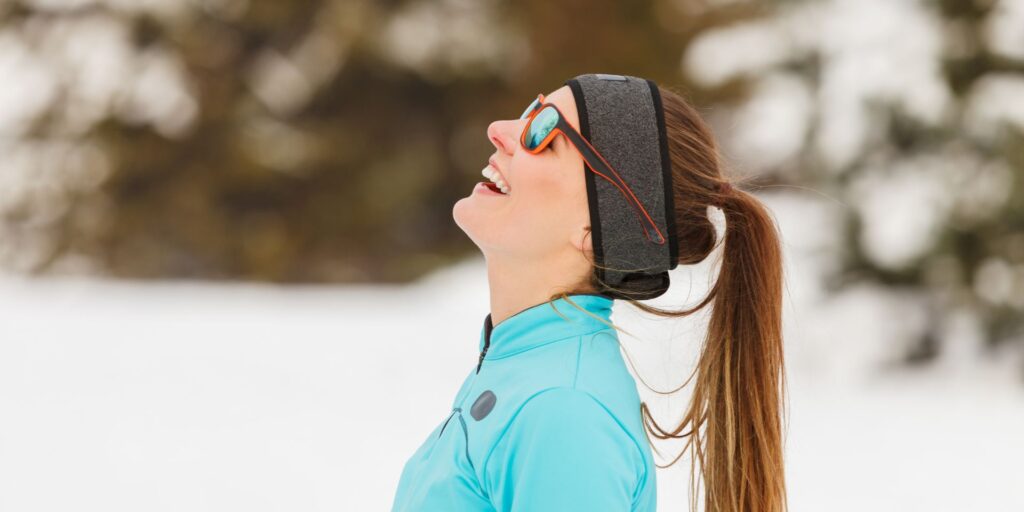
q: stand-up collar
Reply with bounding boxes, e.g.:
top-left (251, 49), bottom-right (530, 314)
top-left (478, 293), bottom-right (614, 360)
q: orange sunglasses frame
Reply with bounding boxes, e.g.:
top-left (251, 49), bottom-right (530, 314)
top-left (518, 93), bottom-right (667, 245)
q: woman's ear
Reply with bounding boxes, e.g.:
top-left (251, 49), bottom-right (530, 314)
top-left (573, 225), bottom-right (593, 255)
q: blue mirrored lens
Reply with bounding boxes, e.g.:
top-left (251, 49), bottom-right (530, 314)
top-left (519, 98), bottom-right (541, 120)
top-left (525, 106), bottom-right (558, 150)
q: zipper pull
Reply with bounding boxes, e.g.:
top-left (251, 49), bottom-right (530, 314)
top-left (477, 314), bottom-right (492, 374)
top-left (476, 345), bottom-right (488, 373)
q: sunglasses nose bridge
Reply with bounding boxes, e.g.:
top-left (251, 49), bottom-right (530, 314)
top-left (519, 95), bottom-right (541, 119)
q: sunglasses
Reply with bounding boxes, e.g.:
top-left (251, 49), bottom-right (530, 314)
top-left (518, 93), bottom-right (666, 245)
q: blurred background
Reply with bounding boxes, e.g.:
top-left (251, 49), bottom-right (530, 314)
top-left (1, 0), bottom-right (1022, 510)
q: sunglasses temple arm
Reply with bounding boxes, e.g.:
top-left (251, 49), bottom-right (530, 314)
top-left (562, 128), bottom-right (666, 245)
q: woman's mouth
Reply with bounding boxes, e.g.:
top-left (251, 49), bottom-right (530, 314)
top-left (481, 163), bottom-right (510, 194)
top-left (474, 181), bottom-right (508, 196)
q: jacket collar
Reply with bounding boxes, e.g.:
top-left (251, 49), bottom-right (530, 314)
top-left (478, 293), bottom-right (614, 360)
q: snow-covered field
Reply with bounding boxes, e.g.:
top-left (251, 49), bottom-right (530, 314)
top-left (1, 192), bottom-right (1022, 511)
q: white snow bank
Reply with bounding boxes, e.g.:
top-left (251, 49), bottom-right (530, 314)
top-left (0, 191), bottom-right (1021, 511)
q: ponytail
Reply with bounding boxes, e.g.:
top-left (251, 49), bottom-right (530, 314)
top-left (686, 186), bottom-right (788, 512)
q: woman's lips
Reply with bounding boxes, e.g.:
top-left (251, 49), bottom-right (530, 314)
top-left (481, 161), bottom-right (510, 194)
top-left (488, 158), bottom-right (510, 186)
top-left (488, 158), bottom-right (505, 178)
top-left (474, 181), bottom-right (507, 196)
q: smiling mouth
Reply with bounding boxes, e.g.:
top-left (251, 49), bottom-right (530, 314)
top-left (482, 162), bottom-right (510, 194)
top-left (482, 182), bottom-right (504, 194)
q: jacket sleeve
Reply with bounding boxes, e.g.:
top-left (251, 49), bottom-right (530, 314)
top-left (482, 386), bottom-right (645, 512)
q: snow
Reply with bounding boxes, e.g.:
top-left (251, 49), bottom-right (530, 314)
top-left (1, 191), bottom-right (1022, 511)
top-left (985, 0), bottom-right (1024, 61)
top-left (727, 72), bottom-right (814, 170)
top-left (684, 0), bottom-right (954, 173)
top-left (964, 73), bottom-right (1024, 140)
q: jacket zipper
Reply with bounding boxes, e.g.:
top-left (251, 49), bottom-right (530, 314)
top-left (476, 341), bottom-right (489, 374)
top-left (477, 314), bottom-right (493, 374)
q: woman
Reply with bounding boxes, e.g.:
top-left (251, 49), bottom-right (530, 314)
top-left (391, 73), bottom-right (787, 512)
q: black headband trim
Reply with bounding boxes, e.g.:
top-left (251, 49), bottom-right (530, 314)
top-left (565, 77), bottom-right (607, 286)
top-left (646, 79), bottom-right (679, 270)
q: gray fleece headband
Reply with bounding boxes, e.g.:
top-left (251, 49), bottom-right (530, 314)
top-left (564, 73), bottom-right (679, 300)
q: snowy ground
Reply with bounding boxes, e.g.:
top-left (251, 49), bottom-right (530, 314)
top-left (1, 192), bottom-right (1022, 511)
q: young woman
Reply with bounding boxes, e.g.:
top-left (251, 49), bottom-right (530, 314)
top-left (391, 73), bottom-right (787, 512)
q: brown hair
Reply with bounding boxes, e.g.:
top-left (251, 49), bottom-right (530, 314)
top-left (551, 84), bottom-right (788, 512)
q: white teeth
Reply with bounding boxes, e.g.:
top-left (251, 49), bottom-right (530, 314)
top-left (481, 165), bottom-right (510, 194)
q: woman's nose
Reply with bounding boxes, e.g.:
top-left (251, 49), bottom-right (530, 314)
top-left (487, 120), bottom-right (518, 155)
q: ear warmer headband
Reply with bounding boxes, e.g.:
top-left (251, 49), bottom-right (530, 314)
top-left (564, 73), bottom-right (678, 300)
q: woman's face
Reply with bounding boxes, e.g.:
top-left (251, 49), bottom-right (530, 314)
top-left (452, 86), bottom-right (592, 263)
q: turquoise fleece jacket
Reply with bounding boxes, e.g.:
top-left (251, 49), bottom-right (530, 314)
top-left (390, 293), bottom-right (657, 511)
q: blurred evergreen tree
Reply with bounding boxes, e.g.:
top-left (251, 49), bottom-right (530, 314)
top-left (679, 0), bottom-right (1024, 363)
top-left (0, 0), bottom-right (713, 283)
top-left (2, 0), bottom-right (1021, 367)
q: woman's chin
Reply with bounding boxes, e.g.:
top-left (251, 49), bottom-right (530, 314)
top-left (453, 201), bottom-right (504, 248)
top-left (452, 196), bottom-right (473, 225)
top-left (452, 198), bottom-right (484, 238)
